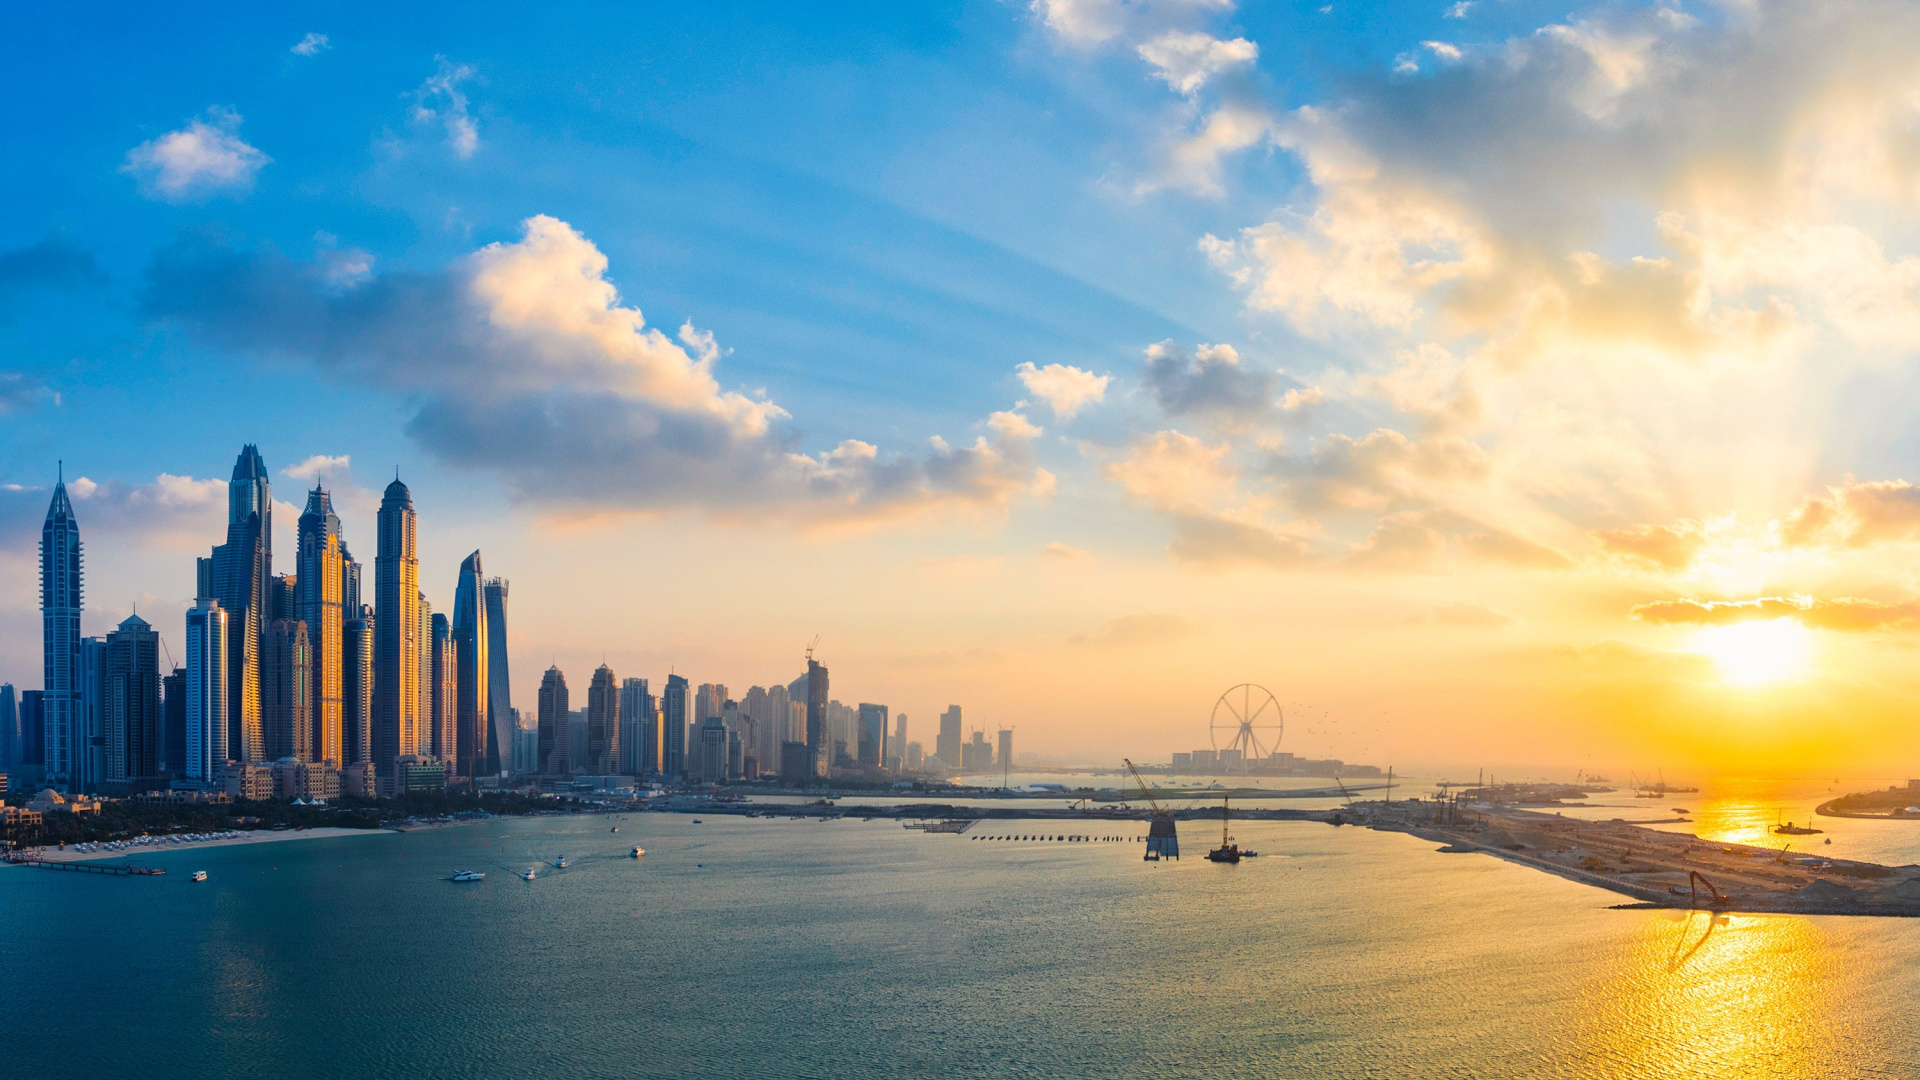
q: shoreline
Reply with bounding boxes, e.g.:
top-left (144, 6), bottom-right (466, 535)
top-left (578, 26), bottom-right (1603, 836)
top-left (21, 826), bottom-right (389, 864)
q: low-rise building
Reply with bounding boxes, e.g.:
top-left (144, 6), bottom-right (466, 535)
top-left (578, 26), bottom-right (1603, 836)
top-left (28, 789), bottom-right (102, 815)
top-left (222, 764), bottom-right (273, 801)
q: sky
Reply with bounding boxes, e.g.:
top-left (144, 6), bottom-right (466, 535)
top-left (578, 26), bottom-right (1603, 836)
top-left (6, 0), bottom-right (1920, 777)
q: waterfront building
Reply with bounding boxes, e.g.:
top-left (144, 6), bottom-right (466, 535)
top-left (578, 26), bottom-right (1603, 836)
top-left (997, 729), bottom-right (1013, 776)
top-left (103, 615), bottom-right (161, 792)
top-left (161, 668), bottom-right (184, 776)
top-left (906, 741), bottom-right (923, 770)
top-left (394, 754), bottom-right (447, 793)
top-left (41, 474), bottom-right (82, 790)
top-left (483, 578), bottom-right (511, 777)
top-left (296, 486), bottom-right (346, 766)
top-left (727, 729), bottom-right (743, 780)
top-left (856, 703), bottom-right (888, 768)
top-left (766, 684), bottom-right (793, 744)
top-left (742, 685), bottom-right (775, 777)
top-left (184, 600), bottom-right (229, 783)
top-left (537, 666), bottom-right (569, 777)
top-left (894, 715), bottom-right (907, 763)
top-left (778, 741), bottom-right (809, 780)
top-left (511, 709), bottom-right (536, 776)
top-left (937, 706), bottom-right (961, 771)
top-left (662, 675), bottom-right (689, 776)
top-left (261, 619), bottom-right (312, 762)
top-left (570, 708), bottom-right (587, 770)
top-left (428, 612), bottom-right (455, 764)
top-left (343, 608), bottom-right (373, 766)
top-left (699, 717), bottom-right (727, 783)
top-left (416, 592), bottom-right (431, 762)
top-left (587, 665), bottom-right (618, 775)
top-left (619, 678), bottom-right (656, 776)
top-left (374, 479), bottom-right (421, 780)
top-left (0, 684), bottom-right (14, 771)
top-left (18, 691), bottom-right (44, 781)
top-left (202, 445), bottom-right (271, 766)
top-left (450, 552), bottom-right (488, 780)
top-left (224, 762), bottom-right (273, 801)
top-left (803, 657), bottom-right (829, 778)
top-left (77, 636), bottom-right (105, 792)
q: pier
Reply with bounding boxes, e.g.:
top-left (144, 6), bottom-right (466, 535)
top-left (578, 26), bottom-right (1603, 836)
top-left (5, 854), bottom-right (166, 877)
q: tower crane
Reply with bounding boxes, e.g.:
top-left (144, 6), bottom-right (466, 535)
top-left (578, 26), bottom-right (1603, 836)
top-left (1124, 758), bottom-right (1180, 861)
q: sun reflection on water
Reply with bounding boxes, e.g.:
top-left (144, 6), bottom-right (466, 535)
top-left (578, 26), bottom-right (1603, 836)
top-left (1572, 913), bottom-right (1839, 1078)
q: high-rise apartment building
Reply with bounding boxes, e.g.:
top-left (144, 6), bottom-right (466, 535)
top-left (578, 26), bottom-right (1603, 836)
top-left (699, 716), bottom-right (728, 783)
top-left (894, 714), bottom-right (907, 761)
top-left (296, 485), bottom-right (345, 765)
top-left (537, 665), bottom-right (570, 777)
top-left (261, 618), bottom-right (311, 761)
top-left (184, 599), bottom-right (228, 783)
top-left (0, 684), bottom-right (15, 772)
top-left (997, 728), bottom-right (1014, 776)
top-left (77, 636), bottom-right (105, 792)
top-left (586, 664), bottom-right (618, 775)
top-left (483, 578), bottom-right (511, 777)
top-left (343, 608), bottom-right (373, 767)
top-left (203, 445), bottom-right (270, 766)
top-left (450, 552), bottom-right (489, 780)
top-left (428, 612), bottom-right (455, 764)
top-left (937, 706), bottom-right (962, 770)
top-left (374, 479), bottom-right (421, 779)
top-left (662, 675), bottom-right (689, 777)
top-left (695, 683), bottom-right (727, 725)
top-left (803, 657), bottom-right (829, 778)
top-left (162, 668), bottom-right (185, 777)
top-left (104, 614), bottom-right (161, 792)
top-left (619, 677), bottom-right (656, 776)
top-left (856, 703), bottom-right (888, 767)
top-left (41, 474), bottom-right (81, 790)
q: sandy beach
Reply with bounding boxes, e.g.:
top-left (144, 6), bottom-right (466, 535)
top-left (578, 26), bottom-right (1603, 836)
top-left (24, 826), bottom-right (389, 863)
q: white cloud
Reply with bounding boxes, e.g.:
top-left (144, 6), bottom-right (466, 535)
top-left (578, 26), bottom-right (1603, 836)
top-left (1422, 41), bottom-right (1462, 62)
top-left (285, 454), bottom-right (351, 482)
top-left (411, 57), bottom-right (479, 159)
top-left (1030, 0), bottom-right (1235, 47)
top-left (1445, 2), bottom-right (1474, 18)
top-left (291, 33), bottom-right (330, 56)
top-left (1137, 31), bottom-right (1258, 95)
top-left (121, 108), bottom-right (269, 202)
top-left (1016, 361), bottom-right (1111, 419)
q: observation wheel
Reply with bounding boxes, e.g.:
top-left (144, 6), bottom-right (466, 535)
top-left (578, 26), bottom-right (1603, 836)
top-left (1210, 684), bottom-right (1283, 774)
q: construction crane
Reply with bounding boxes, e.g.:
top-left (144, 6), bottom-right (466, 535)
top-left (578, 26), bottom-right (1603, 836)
top-left (1124, 758), bottom-right (1180, 861)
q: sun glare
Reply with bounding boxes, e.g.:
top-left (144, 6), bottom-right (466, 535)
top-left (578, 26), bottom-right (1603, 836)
top-left (1690, 618), bottom-right (1812, 686)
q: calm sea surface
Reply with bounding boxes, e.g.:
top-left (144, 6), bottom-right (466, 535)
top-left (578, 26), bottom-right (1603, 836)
top-left (8, 777), bottom-right (1920, 1079)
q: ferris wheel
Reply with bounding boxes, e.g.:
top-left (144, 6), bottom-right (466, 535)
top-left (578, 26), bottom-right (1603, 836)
top-left (1210, 684), bottom-right (1283, 774)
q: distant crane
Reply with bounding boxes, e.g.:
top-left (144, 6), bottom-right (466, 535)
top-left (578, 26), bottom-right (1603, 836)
top-left (1124, 758), bottom-right (1180, 861)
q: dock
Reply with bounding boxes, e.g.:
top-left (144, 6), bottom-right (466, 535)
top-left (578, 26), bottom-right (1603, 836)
top-left (4, 854), bottom-right (166, 877)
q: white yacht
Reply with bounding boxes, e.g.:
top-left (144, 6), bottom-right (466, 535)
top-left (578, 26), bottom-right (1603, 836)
top-left (629, 847), bottom-right (644, 858)
top-left (451, 870), bottom-right (486, 882)
top-left (553, 855), bottom-right (569, 869)
top-left (190, 871), bottom-right (208, 882)
top-left (522, 867), bottom-right (537, 881)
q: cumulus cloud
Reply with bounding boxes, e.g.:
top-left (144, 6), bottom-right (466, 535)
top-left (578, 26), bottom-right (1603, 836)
top-left (1781, 479), bottom-right (1920, 549)
top-left (141, 215), bottom-right (1052, 524)
top-left (411, 57), bottom-right (479, 159)
top-left (0, 372), bottom-right (54, 414)
top-left (121, 108), bottom-right (269, 202)
top-left (1137, 31), bottom-right (1258, 95)
top-left (1030, 0), bottom-right (1235, 47)
top-left (0, 474), bottom-right (226, 552)
top-left (1594, 521), bottom-right (1706, 569)
top-left (1277, 428), bottom-right (1489, 512)
top-left (1632, 595), bottom-right (1920, 632)
top-left (1142, 341), bottom-right (1273, 426)
top-left (1344, 508), bottom-right (1567, 572)
top-left (291, 33), bottom-right (330, 56)
top-left (1103, 429), bottom-right (1238, 513)
top-left (1167, 512), bottom-right (1314, 567)
top-left (1016, 361), bottom-right (1110, 419)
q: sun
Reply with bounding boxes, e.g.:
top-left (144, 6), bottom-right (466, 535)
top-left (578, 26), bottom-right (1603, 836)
top-left (1690, 618), bottom-right (1812, 686)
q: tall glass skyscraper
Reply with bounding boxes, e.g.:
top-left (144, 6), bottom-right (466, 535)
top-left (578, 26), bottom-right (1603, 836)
top-left (41, 473), bottom-right (81, 790)
top-left (184, 599), bottom-right (228, 783)
top-left (483, 578), bottom-right (511, 777)
top-left (104, 614), bottom-right (160, 790)
top-left (374, 479), bottom-right (420, 779)
top-left (619, 677), bottom-right (656, 776)
top-left (586, 664), bottom-right (618, 775)
top-left (205, 446), bottom-right (270, 765)
top-left (450, 552), bottom-right (488, 780)
top-left (662, 674), bottom-right (689, 777)
top-left (537, 665), bottom-right (569, 777)
top-left (297, 486), bottom-right (345, 765)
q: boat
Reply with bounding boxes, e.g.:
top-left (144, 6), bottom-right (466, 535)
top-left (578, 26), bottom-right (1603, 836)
top-left (451, 870), bottom-right (486, 882)
top-left (522, 868), bottom-right (537, 881)
top-left (190, 870), bottom-right (208, 882)
top-left (610, 826), bottom-right (619, 833)
top-left (1207, 797), bottom-right (1243, 864)
top-left (692, 819), bottom-right (703, 824)
top-left (629, 846), bottom-right (644, 858)
top-left (553, 855), bottom-right (569, 869)
top-left (1773, 820), bottom-right (1823, 836)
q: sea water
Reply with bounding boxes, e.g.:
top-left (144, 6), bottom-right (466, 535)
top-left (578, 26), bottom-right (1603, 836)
top-left (6, 780), bottom-right (1920, 1079)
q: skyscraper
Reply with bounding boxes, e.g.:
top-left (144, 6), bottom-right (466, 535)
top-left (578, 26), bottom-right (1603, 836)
top-left (162, 667), bottom-right (185, 777)
top-left (184, 599), bottom-right (228, 783)
top-left (374, 479), bottom-right (420, 779)
top-left (296, 486), bottom-right (345, 765)
top-left (450, 552), bottom-right (489, 780)
top-left (696, 683), bottom-right (728, 725)
top-left (483, 578), bottom-right (511, 777)
top-left (997, 728), bottom-right (1014, 777)
top-left (0, 683), bottom-right (15, 772)
top-left (538, 665), bottom-right (570, 777)
top-left (261, 617), bottom-right (311, 761)
top-left (619, 677), bottom-right (656, 776)
top-left (937, 706), bottom-right (962, 770)
top-left (428, 612), bottom-right (455, 764)
top-left (77, 635), bottom-right (105, 792)
top-left (804, 655), bottom-right (829, 778)
top-left (894, 714), bottom-right (907, 765)
top-left (41, 473), bottom-right (81, 790)
top-left (662, 674), bottom-right (689, 777)
top-left (343, 608), bottom-right (373, 767)
top-left (205, 445), bottom-right (270, 765)
top-left (699, 717), bottom-right (728, 784)
top-left (104, 614), bottom-right (161, 792)
top-left (857, 703), bottom-right (888, 767)
top-left (586, 664), bottom-right (618, 775)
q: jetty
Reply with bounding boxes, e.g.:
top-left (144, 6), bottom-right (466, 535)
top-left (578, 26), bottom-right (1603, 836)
top-left (5, 854), bottom-right (165, 877)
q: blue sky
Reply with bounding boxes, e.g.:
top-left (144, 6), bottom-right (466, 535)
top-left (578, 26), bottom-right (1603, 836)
top-left (9, 1), bottom-right (1920, 771)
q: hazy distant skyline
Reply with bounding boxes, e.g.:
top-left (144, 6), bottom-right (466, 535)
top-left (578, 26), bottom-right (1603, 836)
top-left (7, 2), bottom-right (1920, 774)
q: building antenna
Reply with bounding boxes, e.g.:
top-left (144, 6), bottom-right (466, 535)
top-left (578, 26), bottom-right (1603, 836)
top-left (58, 459), bottom-right (63, 483)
